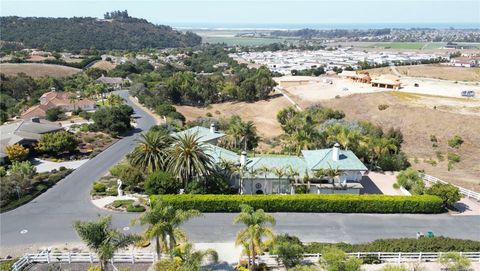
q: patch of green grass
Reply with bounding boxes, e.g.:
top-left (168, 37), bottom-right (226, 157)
top-left (369, 42), bottom-right (425, 49)
top-left (0, 259), bottom-right (17, 271)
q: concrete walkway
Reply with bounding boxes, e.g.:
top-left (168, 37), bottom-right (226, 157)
top-left (32, 158), bottom-right (89, 173)
top-left (366, 171), bottom-right (404, 196)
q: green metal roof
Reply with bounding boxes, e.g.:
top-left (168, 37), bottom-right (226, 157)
top-left (204, 143), bottom-right (239, 163)
top-left (302, 149), bottom-right (368, 171)
top-left (172, 126), bottom-right (225, 143)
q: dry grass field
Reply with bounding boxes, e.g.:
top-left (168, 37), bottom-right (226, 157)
top-left (175, 94), bottom-right (292, 138)
top-left (320, 92), bottom-right (480, 191)
top-left (367, 64), bottom-right (480, 81)
top-left (91, 60), bottom-right (116, 70)
top-left (0, 63), bottom-right (81, 78)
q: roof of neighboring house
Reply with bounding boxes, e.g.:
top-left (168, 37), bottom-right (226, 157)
top-left (172, 126), bottom-right (226, 143)
top-left (21, 91), bottom-right (96, 119)
top-left (96, 75), bottom-right (124, 85)
top-left (371, 74), bottom-right (401, 85)
top-left (0, 119), bottom-right (63, 156)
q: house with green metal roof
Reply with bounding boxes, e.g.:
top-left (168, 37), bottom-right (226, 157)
top-left (174, 126), bottom-right (368, 195)
top-left (172, 124), bottom-right (225, 145)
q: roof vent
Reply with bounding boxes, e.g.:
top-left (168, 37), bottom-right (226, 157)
top-left (210, 123), bottom-right (216, 133)
top-left (30, 117), bottom-right (40, 123)
top-left (332, 143), bottom-right (340, 161)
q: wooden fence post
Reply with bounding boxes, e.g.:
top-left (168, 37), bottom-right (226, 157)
top-left (47, 251), bottom-right (51, 263)
top-left (418, 252), bottom-right (422, 262)
top-left (89, 252), bottom-right (93, 263)
top-left (131, 252), bottom-right (135, 264)
top-left (68, 252), bottom-right (71, 264)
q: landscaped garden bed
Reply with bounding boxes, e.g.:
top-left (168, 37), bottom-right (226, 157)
top-left (0, 167), bottom-right (74, 213)
top-left (106, 199), bottom-right (146, 212)
top-left (151, 194), bottom-right (445, 213)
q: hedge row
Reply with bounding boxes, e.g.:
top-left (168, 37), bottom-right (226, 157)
top-left (304, 237), bottom-right (480, 253)
top-left (151, 194), bottom-right (444, 213)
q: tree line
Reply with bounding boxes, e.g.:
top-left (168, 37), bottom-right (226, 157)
top-left (0, 15), bottom-right (201, 51)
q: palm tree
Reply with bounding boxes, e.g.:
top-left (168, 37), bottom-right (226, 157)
top-left (129, 131), bottom-right (172, 173)
top-left (233, 204), bottom-right (276, 270)
top-left (239, 121), bottom-right (257, 151)
top-left (172, 242), bottom-right (219, 268)
top-left (272, 167), bottom-right (285, 194)
top-left (73, 216), bottom-right (138, 271)
top-left (247, 168), bottom-right (258, 194)
top-left (106, 94), bottom-right (124, 107)
top-left (286, 165), bottom-right (300, 194)
top-left (324, 166), bottom-right (344, 190)
top-left (167, 133), bottom-right (214, 188)
top-left (132, 202), bottom-right (201, 259)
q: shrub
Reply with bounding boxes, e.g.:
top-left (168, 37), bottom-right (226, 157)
top-left (271, 234), bottom-right (305, 268)
top-left (378, 265), bottom-right (407, 271)
top-left (9, 160), bottom-right (36, 177)
top-left (109, 163), bottom-right (144, 190)
top-left (151, 194), bottom-right (444, 213)
top-left (155, 103), bottom-right (177, 116)
top-left (439, 252), bottom-right (471, 271)
top-left (143, 171), bottom-right (180, 195)
top-left (36, 131), bottom-right (78, 154)
top-left (90, 105), bottom-right (133, 135)
top-left (395, 168), bottom-right (424, 194)
top-left (425, 183), bottom-right (461, 209)
top-left (447, 152), bottom-right (460, 163)
top-left (5, 144), bottom-right (29, 162)
top-left (448, 135), bottom-right (464, 148)
top-left (319, 247), bottom-right (362, 271)
top-left (304, 237), bottom-right (480, 253)
top-left (92, 182), bottom-right (107, 193)
top-left (378, 104), bottom-right (389, 110)
top-left (45, 107), bottom-right (64, 121)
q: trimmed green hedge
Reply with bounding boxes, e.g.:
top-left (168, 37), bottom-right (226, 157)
top-left (150, 194), bottom-right (444, 213)
top-left (304, 237), bottom-right (480, 253)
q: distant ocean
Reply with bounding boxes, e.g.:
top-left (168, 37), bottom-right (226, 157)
top-left (169, 22), bottom-right (480, 30)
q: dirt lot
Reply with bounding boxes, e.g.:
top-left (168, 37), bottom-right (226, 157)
top-left (277, 75), bottom-right (480, 102)
top-left (367, 64), bottom-right (480, 82)
top-left (175, 94), bottom-right (292, 138)
top-left (0, 63), bottom-right (81, 78)
top-left (91, 60), bottom-right (116, 70)
top-left (319, 92), bottom-right (480, 191)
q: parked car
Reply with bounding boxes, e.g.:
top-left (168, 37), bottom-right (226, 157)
top-left (461, 90), bottom-right (475, 97)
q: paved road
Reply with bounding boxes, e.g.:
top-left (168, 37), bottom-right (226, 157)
top-left (1, 90), bottom-right (480, 255)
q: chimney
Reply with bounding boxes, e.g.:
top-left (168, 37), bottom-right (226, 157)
top-left (210, 123), bottom-right (216, 133)
top-left (50, 87), bottom-right (56, 92)
top-left (30, 117), bottom-right (40, 123)
top-left (240, 151), bottom-right (247, 167)
top-left (332, 143), bottom-right (340, 161)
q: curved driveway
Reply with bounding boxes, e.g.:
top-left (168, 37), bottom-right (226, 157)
top-left (1, 91), bottom-right (479, 255)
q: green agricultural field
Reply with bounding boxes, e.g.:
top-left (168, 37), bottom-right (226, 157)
top-left (368, 42), bottom-right (426, 49)
top-left (202, 36), bottom-right (287, 46)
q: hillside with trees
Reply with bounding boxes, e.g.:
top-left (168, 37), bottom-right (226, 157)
top-left (0, 11), bottom-right (201, 50)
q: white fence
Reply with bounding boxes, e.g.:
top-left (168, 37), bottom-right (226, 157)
top-left (422, 174), bottom-right (480, 201)
top-left (11, 251), bottom-right (156, 271)
top-left (251, 252), bottom-right (480, 267)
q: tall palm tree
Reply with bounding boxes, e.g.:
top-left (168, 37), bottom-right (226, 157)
top-left (225, 116), bottom-right (258, 151)
top-left (73, 216), bottom-right (138, 271)
top-left (272, 167), bottom-right (285, 194)
top-left (233, 204), bottom-right (276, 270)
top-left (129, 131), bottom-right (172, 173)
top-left (286, 165), bottom-right (300, 194)
top-left (132, 202), bottom-right (200, 259)
top-left (239, 121), bottom-right (257, 151)
top-left (167, 133), bottom-right (214, 188)
top-left (247, 168), bottom-right (258, 194)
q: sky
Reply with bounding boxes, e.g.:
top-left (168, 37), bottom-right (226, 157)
top-left (1, 0), bottom-right (479, 28)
